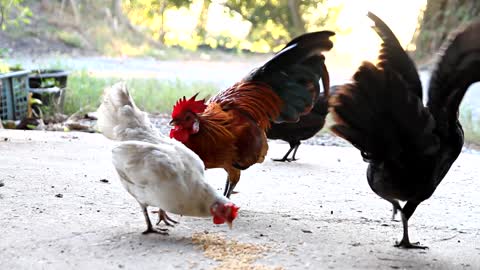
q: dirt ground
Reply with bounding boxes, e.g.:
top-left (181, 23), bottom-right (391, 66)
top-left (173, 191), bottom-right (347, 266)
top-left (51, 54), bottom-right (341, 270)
top-left (0, 130), bottom-right (479, 269)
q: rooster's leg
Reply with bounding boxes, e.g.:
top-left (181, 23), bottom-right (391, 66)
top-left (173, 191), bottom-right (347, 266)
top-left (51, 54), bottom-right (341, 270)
top-left (224, 169), bottom-right (240, 198)
top-left (290, 143), bottom-right (301, 161)
top-left (387, 199), bottom-right (401, 221)
top-left (272, 145), bottom-right (295, 162)
top-left (223, 180), bottom-right (231, 197)
top-left (224, 181), bottom-right (237, 198)
top-left (394, 211), bottom-right (427, 249)
top-left (140, 204), bottom-right (168, 235)
top-left (155, 209), bottom-right (178, 226)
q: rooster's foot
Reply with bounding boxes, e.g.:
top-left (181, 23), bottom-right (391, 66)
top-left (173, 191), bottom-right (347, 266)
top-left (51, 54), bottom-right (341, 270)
top-left (394, 239), bottom-right (428, 249)
top-left (272, 157), bottom-right (298, 162)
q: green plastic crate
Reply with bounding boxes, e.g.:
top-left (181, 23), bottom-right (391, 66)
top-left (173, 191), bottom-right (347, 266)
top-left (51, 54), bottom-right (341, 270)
top-left (0, 69), bottom-right (30, 121)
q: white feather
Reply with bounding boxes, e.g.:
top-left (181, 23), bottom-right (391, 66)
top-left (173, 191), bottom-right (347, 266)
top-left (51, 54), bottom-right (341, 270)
top-left (96, 82), bottom-right (230, 217)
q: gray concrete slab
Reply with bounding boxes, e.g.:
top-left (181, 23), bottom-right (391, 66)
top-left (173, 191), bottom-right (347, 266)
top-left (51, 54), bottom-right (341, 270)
top-left (0, 130), bottom-right (479, 269)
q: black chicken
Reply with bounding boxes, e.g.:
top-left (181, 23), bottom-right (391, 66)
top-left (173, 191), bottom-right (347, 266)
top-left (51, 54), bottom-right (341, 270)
top-left (329, 12), bottom-right (480, 249)
top-left (267, 85), bottom-right (338, 162)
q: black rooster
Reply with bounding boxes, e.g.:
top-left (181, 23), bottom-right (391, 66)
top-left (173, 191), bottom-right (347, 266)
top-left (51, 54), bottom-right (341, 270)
top-left (330, 12), bottom-right (480, 249)
top-left (267, 85), bottom-right (338, 162)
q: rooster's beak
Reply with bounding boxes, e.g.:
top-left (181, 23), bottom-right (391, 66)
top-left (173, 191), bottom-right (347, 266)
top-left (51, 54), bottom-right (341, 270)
top-left (169, 119), bottom-right (176, 126)
top-left (226, 221), bottom-right (233, 230)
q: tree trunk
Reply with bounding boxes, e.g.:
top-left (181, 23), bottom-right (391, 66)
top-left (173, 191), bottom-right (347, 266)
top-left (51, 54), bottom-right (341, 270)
top-left (159, 0), bottom-right (167, 44)
top-left (195, 0), bottom-right (211, 43)
top-left (40, 0), bottom-right (50, 11)
top-left (287, 0), bottom-right (305, 36)
top-left (69, 0), bottom-right (80, 25)
top-left (413, 0), bottom-right (480, 63)
top-left (111, 0), bottom-right (129, 26)
top-left (110, 0), bottom-right (164, 48)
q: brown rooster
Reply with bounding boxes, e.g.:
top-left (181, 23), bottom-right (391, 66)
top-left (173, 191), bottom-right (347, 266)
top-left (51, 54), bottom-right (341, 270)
top-left (169, 31), bottom-right (334, 197)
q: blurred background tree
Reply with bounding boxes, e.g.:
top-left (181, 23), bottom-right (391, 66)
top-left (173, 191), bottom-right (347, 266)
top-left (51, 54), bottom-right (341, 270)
top-left (223, 0), bottom-right (338, 50)
top-left (0, 0), bottom-right (31, 30)
top-left (0, 0), bottom-right (478, 58)
top-left (412, 0), bottom-right (480, 63)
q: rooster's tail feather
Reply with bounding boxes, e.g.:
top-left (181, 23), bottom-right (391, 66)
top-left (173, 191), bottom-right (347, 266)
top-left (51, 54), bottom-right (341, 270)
top-left (245, 31), bottom-right (334, 123)
top-left (427, 20), bottom-right (480, 123)
top-left (330, 63), bottom-right (439, 160)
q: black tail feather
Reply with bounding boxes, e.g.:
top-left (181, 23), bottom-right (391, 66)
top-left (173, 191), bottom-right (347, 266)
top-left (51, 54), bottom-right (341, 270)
top-left (427, 20), bottom-right (480, 123)
top-left (367, 12), bottom-right (423, 98)
top-left (265, 31), bottom-right (335, 70)
top-left (330, 62), bottom-right (438, 160)
top-left (245, 31), bottom-right (334, 123)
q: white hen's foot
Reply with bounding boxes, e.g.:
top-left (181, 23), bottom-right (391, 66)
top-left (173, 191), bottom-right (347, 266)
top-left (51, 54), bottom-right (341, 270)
top-left (142, 227), bottom-right (169, 235)
top-left (152, 209), bottom-right (179, 227)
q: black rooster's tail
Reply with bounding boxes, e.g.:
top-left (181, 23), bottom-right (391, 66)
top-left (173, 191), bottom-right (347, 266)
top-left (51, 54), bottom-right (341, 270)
top-left (367, 12), bottom-right (423, 98)
top-left (245, 31), bottom-right (334, 123)
top-left (329, 13), bottom-right (439, 160)
top-left (427, 20), bottom-right (480, 123)
top-left (330, 64), bottom-right (438, 160)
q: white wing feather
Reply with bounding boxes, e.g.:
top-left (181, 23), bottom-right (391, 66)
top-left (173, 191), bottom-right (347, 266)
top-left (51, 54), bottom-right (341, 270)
top-left (98, 82), bottom-right (229, 218)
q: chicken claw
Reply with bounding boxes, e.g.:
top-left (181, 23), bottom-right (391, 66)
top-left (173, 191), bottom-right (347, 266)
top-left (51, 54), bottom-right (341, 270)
top-left (142, 227), bottom-right (169, 235)
top-left (272, 144), bottom-right (300, 162)
top-left (152, 209), bottom-right (179, 227)
top-left (140, 204), bottom-right (169, 235)
top-left (394, 211), bottom-right (428, 249)
top-left (394, 240), bottom-right (428, 249)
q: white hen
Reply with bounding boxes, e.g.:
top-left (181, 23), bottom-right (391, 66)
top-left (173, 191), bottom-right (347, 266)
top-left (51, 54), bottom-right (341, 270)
top-left (96, 82), bottom-right (239, 234)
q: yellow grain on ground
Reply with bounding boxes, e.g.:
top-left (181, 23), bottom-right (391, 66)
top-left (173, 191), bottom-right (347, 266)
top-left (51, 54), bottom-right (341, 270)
top-left (192, 232), bottom-right (283, 270)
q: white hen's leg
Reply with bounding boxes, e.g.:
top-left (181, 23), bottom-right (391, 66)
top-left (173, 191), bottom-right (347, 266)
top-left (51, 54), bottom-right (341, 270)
top-left (140, 204), bottom-right (168, 235)
top-left (153, 209), bottom-right (179, 226)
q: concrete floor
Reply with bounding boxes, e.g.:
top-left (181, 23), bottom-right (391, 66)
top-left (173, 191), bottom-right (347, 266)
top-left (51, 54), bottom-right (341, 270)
top-left (1, 130), bottom-right (479, 269)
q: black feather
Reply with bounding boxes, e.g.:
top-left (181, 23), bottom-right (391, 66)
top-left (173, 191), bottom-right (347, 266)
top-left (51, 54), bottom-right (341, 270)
top-left (427, 20), bottom-right (480, 125)
top-left (244, 31), bottom-right (335, 123)
top-left (329, 12), bottom-right (479, 248)
top-left (367, 12), bottom-right (423, 98)
top-left (266, 86), bottom-right (336, 161)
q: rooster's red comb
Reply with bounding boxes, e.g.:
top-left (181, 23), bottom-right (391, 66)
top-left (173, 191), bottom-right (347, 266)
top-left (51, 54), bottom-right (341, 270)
top-left (171, 93), bottom-right (207, 118)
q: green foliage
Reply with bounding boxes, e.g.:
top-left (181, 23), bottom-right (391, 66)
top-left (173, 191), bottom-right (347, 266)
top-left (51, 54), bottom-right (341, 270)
top-left (120, 0), bottom-right (340, 53)
top-left (1, 1), bottom-right (342, 56)
top-left (413, 0), bottom-right (480, 62)
top-left (0, 47), bottom-right (11, 57)
top-left (124, 0), bottom-right (193, 42)
top-left (64, 70), bottom-right (219, 114)
top-left (57, 31), bottom-right (84, 48)
top-left (0, 0), bottom-right (32, 30)
top-left (0, 60), bottom-right (9, 72)
top-left (224, 0), bottom-right (335, 50)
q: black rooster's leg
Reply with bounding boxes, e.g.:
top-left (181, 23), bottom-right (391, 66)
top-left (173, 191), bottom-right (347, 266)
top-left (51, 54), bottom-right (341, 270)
top-left (272, 145), bottom-right (295, 162)
top-left (387, 199), bottom-right (401, 221)
top-left (140, 204), bottom-right (168, 235)
top-left (152, 209), bottom-right (178, 226)
top-left (290, 143), bottom-right (301, 161)
top-left (394, 212), bottom-right (427, 249)
top-left (394, 202), bottom-right (427, 249)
